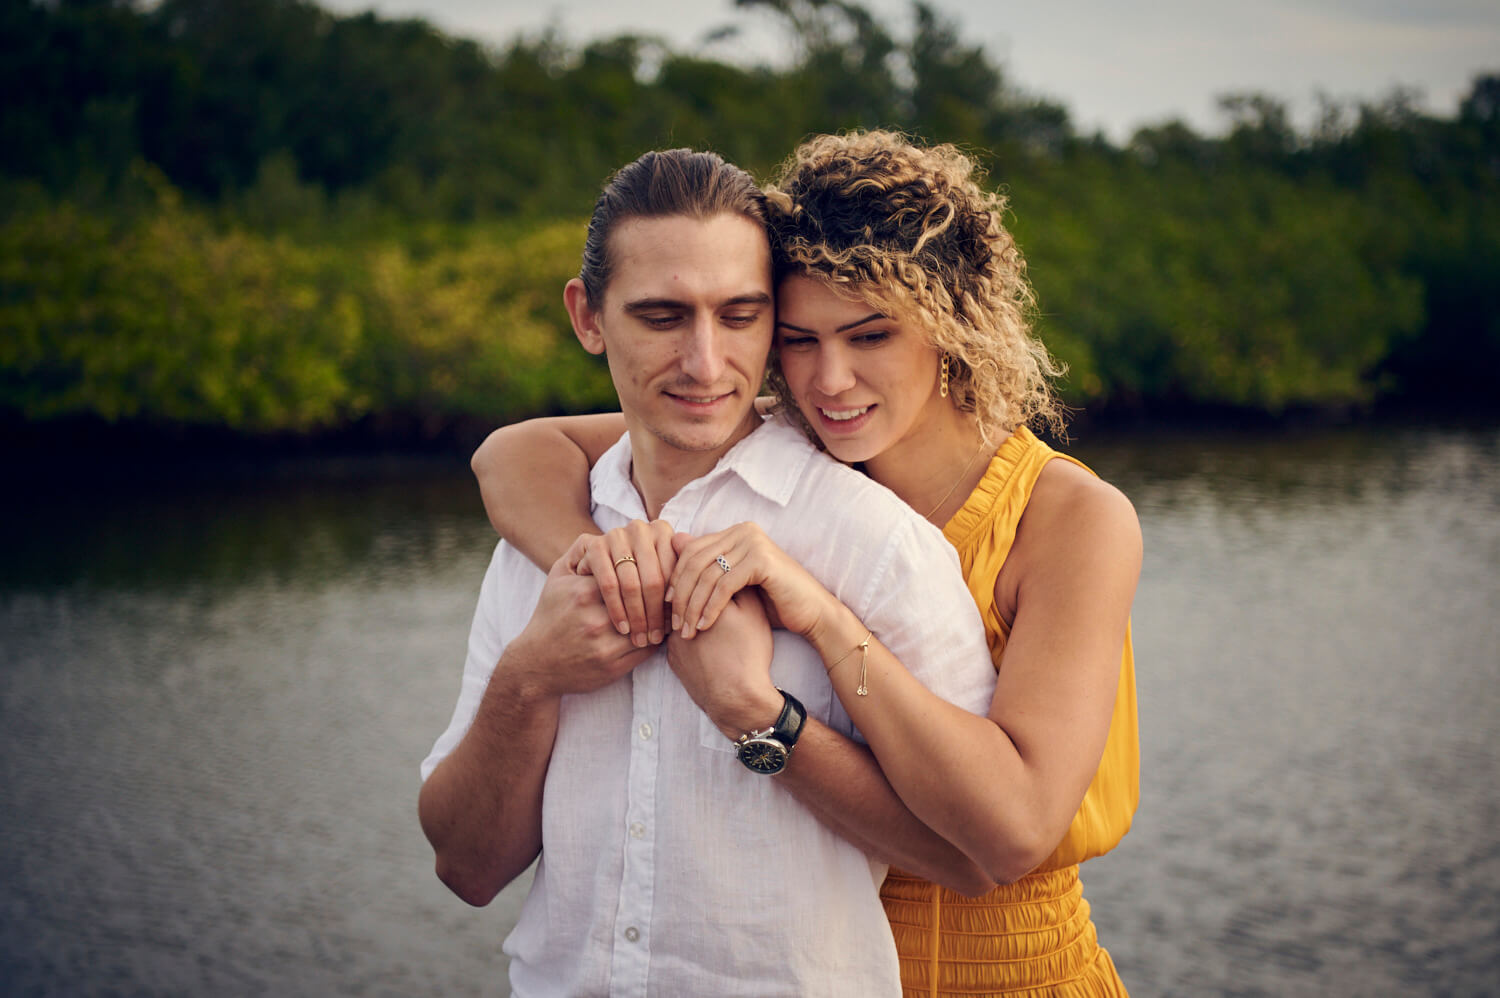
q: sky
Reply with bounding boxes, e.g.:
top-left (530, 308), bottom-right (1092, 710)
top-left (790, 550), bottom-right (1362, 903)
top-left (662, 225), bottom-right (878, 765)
top-left (316, 0), bottom-right (1500, 142)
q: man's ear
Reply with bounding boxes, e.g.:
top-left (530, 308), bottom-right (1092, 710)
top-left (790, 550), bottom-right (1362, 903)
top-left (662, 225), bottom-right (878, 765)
top-left (564, 278), bottom-right (606, 356)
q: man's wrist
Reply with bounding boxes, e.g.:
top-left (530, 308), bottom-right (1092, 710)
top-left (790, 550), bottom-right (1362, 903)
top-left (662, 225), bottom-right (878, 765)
top-left (493, 639), bottom-right (563, 706)
top-left (713, 685), bottom-right (786, 742)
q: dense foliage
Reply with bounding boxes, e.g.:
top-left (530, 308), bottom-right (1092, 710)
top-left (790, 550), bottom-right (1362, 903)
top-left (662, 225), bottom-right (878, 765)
top-left (3, 0), bottom-right (1497, 437)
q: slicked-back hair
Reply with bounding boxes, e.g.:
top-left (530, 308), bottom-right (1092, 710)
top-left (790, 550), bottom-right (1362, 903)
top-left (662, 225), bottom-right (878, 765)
top-left (579, 148), bottom-right (769, 309)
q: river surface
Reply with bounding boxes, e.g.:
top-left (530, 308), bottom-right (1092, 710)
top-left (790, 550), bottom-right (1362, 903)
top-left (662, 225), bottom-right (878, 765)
top-left (2, 421), bottom-right (1497, 996)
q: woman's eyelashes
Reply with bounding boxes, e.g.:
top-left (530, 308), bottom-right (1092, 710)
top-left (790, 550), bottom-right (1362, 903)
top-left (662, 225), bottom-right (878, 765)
top-left (778, 329), bottom-right (891, 349)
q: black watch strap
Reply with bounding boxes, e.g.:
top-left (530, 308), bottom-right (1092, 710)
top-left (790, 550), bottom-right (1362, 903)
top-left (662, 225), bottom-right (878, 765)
top-left (773, 689), bottom-right (806, 748)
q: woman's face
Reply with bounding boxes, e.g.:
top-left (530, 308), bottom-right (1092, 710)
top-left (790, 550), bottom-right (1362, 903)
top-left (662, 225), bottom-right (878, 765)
top-left (775, 274), bottom-right (945, 465)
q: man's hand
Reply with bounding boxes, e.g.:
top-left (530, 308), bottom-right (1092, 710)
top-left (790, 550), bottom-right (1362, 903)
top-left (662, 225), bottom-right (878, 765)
top-left (664, 588), bottom-right (781, 740)
top-left (506, 536), bottom-right (655, 698)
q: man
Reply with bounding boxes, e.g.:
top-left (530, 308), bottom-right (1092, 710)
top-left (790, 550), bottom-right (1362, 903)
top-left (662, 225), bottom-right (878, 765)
top-left (418, 149), bottom-right (995, 996)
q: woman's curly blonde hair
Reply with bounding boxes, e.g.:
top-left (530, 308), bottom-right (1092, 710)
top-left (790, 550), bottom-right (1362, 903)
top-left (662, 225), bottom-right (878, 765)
top-left (763, 130), bottom-right (1066, 441)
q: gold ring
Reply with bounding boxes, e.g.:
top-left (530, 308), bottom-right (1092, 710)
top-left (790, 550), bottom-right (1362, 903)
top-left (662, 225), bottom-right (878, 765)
top-left (613, 554), bottom-right (637, 569)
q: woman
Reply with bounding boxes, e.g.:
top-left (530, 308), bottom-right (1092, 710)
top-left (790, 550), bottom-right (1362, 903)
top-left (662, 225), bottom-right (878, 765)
top-left (475, 132), bottom-right (1141, 996)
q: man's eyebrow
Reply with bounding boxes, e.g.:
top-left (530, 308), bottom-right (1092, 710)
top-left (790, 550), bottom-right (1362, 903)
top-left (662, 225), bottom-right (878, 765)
top-left (776, 312), bottom-right (885, 334)
top-left (622, 292), bottom-right (772, 313)
top-left (623, 297), bottom-right (688, 314)
top-left (724, 292), bottom-right (773, 308)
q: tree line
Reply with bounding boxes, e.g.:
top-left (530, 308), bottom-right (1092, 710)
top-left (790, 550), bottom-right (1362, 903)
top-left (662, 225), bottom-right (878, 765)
top-left (3, 0), bottom-right (1498, 439)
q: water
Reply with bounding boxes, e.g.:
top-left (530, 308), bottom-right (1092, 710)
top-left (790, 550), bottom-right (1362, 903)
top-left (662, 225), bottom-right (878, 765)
top-left (1, 423), bottom-right (1497, 996)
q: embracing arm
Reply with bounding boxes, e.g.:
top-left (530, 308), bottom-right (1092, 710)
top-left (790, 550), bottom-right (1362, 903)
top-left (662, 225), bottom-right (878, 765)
top-left (665, 591), bottom-right (995, 895)
top-left (669, 464), bottom-right (1141, 885)
top-left (472, 414), bottom-right (676, 647)
top-left (779, 721), bottom-right (995, 895)
top-left (806, 466), bottom-right (1141, 882)
top-left (471, 413), bottom-right (626, 568)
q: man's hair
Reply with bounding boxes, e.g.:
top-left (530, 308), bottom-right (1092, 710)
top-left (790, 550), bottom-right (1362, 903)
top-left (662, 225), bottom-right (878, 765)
top-left (580, 149), bottom-right (769, 309)
top-left (764, 131), bottom-right (1066, 439)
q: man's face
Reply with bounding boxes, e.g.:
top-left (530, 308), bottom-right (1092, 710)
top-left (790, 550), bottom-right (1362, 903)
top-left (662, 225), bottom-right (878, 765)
top-left (568, 213), bottom-right (774, 462)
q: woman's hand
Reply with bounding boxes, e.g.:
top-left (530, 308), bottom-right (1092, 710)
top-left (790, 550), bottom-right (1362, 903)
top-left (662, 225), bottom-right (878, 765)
top-left (570, 519), bottom-right (678, 648)
top-left (668, 522), bottom-right (839, 641)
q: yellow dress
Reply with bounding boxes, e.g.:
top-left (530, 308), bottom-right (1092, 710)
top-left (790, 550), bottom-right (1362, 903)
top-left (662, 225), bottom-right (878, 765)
top-left (881, 426), bottom-right (1140, 997)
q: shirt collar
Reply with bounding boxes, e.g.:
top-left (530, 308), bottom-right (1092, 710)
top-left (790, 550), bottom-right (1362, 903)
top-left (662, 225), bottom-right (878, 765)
top-left (591, 413), bottom-right (818, 522)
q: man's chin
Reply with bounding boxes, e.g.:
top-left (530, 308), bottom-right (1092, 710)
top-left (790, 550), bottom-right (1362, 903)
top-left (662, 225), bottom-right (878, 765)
top-left (654, 428), bottom-right (742, 454)
top-left (645, 413), bottom-right (757, 455)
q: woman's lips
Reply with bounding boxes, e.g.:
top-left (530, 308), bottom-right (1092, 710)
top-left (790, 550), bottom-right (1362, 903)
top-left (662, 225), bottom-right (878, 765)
top-left (813, 403), bottom-right (875, 433)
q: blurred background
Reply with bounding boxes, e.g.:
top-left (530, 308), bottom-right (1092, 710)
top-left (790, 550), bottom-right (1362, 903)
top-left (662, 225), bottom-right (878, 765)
top-left (2, 1), bottom-right (1497, 994)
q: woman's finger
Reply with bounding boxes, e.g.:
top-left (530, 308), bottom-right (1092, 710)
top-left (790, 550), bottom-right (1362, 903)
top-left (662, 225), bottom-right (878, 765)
top-left (606, 526), bottom-right (653, 647)
top-left (676, 537), bottom-right (748, 639)
top-left (623, 519), bottom-right (673, 645)
top-left (580, 534), bottom-right (633, 638)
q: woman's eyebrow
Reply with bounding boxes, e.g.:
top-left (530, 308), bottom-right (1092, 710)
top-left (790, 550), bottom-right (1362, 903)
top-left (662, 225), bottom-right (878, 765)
top-left (776, 312), bottom-right (886, 334)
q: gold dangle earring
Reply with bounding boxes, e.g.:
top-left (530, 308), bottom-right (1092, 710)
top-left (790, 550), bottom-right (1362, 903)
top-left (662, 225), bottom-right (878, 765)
top-left (939, 354), bottom-right (950, 399)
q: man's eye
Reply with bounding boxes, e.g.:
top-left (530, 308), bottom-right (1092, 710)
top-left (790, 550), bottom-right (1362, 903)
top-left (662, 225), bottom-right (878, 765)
top-left (641, 315), bottom-right (680, 328)
top-left (723, 313), bottom-right (760, 327)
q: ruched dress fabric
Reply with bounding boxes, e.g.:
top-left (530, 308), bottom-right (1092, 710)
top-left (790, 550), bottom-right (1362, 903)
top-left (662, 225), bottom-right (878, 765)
top-left (881, 426), bottom-right (1140, 997)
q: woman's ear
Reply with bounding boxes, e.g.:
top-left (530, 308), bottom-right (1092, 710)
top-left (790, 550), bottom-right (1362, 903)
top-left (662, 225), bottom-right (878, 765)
top-left (564, 278), bottom-right (605, 355)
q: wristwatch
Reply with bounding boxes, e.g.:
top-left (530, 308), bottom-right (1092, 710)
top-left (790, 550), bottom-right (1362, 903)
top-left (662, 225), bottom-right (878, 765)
top-left (733, 689), bottom-right (806, 775)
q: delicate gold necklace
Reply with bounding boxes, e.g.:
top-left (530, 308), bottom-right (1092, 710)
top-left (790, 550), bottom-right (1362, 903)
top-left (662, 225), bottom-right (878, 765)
top-left (923, 438), bottom-right (991, 522)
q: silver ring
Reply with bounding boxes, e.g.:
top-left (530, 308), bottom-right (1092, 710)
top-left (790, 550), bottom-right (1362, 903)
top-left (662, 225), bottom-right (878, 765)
top-left (716, 555), bottom-right (732, 575)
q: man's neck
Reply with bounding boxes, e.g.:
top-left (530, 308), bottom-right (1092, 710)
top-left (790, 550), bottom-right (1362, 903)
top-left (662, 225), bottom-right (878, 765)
top-left (627, 412), bottom-right (762, 519)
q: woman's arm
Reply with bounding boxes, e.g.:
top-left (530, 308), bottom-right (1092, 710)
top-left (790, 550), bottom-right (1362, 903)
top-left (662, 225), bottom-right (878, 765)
top-left (471, 413), bottom-right (627, 568)
top-left (810, 465), bottom-right (1141, 882)
top-left (663, 588), bottom-right (995, 895)
top-left (472, 404), bottom-right (772, 565)
top-left (472, 406), bottom-right (776, 646)
top-left (669, 463), bottom-right (1142, 884)
top-left (781, 720), bottom-right (996, 895)
top-left (475, 414), bottom-right (682, 647)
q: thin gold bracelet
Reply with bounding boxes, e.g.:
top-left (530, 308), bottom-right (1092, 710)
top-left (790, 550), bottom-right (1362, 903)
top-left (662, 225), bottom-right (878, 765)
top-left (826, 629), bottom-right (872, 697)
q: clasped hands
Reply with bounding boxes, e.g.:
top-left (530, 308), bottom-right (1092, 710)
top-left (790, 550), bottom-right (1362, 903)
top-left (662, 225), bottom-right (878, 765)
top-left (528, 520), bottom-right (835, 733)
top-left (569, 519), bottom-right (834, 646)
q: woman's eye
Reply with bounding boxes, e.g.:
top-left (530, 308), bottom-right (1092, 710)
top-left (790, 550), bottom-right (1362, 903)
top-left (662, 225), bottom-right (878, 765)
top-left (778, 335), bottom-right (815, 348)
top-left (853, 331), bottom-right (890, 345)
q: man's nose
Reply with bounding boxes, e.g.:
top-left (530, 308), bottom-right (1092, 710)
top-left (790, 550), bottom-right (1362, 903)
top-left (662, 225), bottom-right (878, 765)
top-left (679, 316), bottom-right (726, 384)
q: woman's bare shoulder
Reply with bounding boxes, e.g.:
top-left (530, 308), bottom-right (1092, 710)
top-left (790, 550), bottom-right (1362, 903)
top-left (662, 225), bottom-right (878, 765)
top-left (1018, 458), bottom-right (1141, 566)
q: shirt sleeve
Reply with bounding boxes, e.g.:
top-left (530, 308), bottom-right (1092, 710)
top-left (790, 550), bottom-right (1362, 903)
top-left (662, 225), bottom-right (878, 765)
top-left (856, 516), bottom-right (997, 717)
top-left (419, 541), bottom-right (545, 782)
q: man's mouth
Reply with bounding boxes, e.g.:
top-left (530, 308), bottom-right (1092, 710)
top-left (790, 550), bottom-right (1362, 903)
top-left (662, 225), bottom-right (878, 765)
top-left (666, 390), bottom-right (732, 406)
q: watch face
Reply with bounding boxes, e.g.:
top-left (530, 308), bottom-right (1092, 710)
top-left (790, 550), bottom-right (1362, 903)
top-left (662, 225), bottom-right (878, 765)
top-left (737, 737), bottom-right (788, 775)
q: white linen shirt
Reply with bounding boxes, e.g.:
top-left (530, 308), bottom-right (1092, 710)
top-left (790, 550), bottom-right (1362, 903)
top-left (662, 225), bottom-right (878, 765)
top-left (421, 414), bottom-right (995, 998)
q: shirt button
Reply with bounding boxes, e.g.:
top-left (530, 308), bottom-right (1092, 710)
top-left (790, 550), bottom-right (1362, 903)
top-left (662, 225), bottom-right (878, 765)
top-left (629, 822), bottom-right (645, 839)
top-left (639, 722), bottom-right (653, 740)
top-left (624, 926), bottom-right (640, 942)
